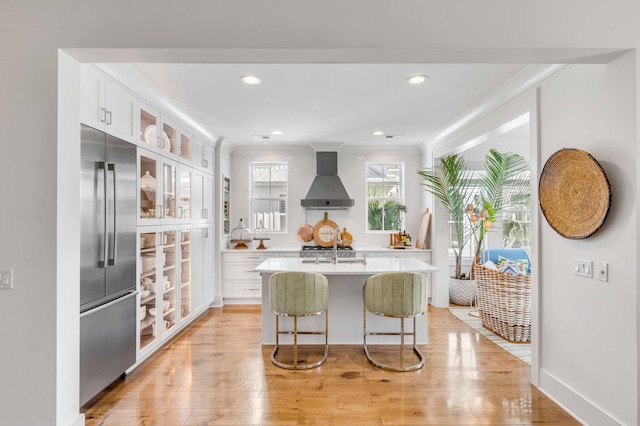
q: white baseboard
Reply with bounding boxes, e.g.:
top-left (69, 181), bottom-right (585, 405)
top-left (68, 413), bottom-right (85, 426)
top-left (539, 369), bottom-right (623, 426)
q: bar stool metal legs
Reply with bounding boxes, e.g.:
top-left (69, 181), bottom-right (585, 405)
top-left (363, 306), bottom-right (424, 371)
top-left (269, 271), bottom-right (330, 370)
top-left (362, 272), bottom-right (428, 372)
top-left (271, 309), bottom-right (328, 369)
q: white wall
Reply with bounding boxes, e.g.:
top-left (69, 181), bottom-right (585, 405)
top-left (229, 145), bottom-right (425, 249)
top-left (537, 54), bottom-right (637, 426)
top-left (1, 1), bottom-right (639, 425)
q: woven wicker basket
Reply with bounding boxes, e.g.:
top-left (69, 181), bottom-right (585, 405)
top-left (473, 264), bottom-right (531, 343)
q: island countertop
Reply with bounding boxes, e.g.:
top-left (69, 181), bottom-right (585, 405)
top-left (254, 257), bottom-right (438, 275)
top-left (256, 257), bottom-right (438, 345)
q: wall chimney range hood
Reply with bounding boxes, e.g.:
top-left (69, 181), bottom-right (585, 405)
top-left (301, 151), bottom-right (354, 209)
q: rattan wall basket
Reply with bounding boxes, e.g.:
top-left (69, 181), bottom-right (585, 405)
top-left (538, 148), bottom-right (611, 239)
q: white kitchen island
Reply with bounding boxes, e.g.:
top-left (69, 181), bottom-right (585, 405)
top-left (255, 257), bottom-right (438, 345)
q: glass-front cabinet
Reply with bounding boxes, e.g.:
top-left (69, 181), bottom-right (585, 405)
top-left (179, 131), bottom-right (192, 162)
top-left (161, 160), bottom-right (177, 220)
top-left (139, 231), bottom-right (158, 350)
top-left (162, 119), bottom-right (178, 156)
top-left (179, 228), bottom-right (192, 320)
top-left (178, 165), bottom-right (192, 221)
top-left (139, 150), bottom-right (181, 223)
top-left (139, 153), bottom-right (158, 220)
top-left (161, 230), bottom-right (178, 335)
top-left (139, 104), bottom-right (160, 149)
top-left (138, 229), bottom-right (180, 352)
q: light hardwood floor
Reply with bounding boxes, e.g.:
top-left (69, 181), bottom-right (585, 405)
top-left (82, 305), bottom-right (578, 425)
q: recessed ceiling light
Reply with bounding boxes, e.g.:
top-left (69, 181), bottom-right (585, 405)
top-left (270, 130), bottom-right (283, 135)
top-left (406, 75), bottom-right (428, 85)
top-left (240, 75), bottom-right (261, 85)
top-left (372, 131), bottom-right (384, 136)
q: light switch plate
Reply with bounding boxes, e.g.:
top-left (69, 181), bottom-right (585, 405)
top-left (573, 258), bottom-right (593, 278)
top-left (0, 268), bottom-right (13, 289)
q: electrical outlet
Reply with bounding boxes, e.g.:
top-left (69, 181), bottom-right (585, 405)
top-left (573, 259), bottom-right (593, 278)
top-left (0, 268), bottom-right (13, 289)
top-left (596, 261), bottom-right (608, 282)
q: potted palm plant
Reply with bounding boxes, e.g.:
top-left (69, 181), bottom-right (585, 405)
top-left (418, 149), bottom-right (527, 305)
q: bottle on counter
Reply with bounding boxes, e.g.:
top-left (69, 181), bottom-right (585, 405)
top-left (401, 230), bottom-right (407, 245)
top-left (405, 233), bottom-right (412, 247)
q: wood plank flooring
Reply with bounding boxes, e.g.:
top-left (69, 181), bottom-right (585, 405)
top-left (82, 305), bottom-right (578, 425)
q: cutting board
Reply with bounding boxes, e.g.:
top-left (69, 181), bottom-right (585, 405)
top-left (339, 227), bottom-right (353, 247)
top-left (313, 212), bottom-right (339, 247)
top-left (415, 208), bottom-right (431, 249)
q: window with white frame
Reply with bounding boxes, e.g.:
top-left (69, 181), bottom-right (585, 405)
top-left (448, 169), bottom-right (531, 252)
top-left (366, 162), bottom-right (405, 231)
top-left (249, 162), bottom-right (288, 232)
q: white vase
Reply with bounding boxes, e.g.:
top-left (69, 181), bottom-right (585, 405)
top-left (449, 277), bottom-right (477, 306)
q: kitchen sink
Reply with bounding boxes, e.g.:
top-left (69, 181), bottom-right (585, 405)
top-left (301, 258), bottom-right (364, 264)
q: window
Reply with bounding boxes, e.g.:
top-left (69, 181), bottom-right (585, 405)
top-left (249, 162), bottom-right (288, 232)
top-left (449, 169), bottom-right (531, 252)
top-left (502, 191), bottom-right (531, 248)
top-left (366, 163), bottom-right (405, 231)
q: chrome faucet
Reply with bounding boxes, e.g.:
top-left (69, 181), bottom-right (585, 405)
top-left (332, 228), bottom-right (342, 264)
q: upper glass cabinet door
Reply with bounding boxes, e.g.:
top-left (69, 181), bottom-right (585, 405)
top-left (179, 132), bottom-right (192, 161)
top-left (162, 160), bottom-right (177, 220)
top-left (139, 107), bottom-right (159, 148)
top-left (139, 154), bottom-right (158, 220)
top-left (162, 120), bottom-right (177, 156)
top-left (178, 167), bottom-right (192, 220)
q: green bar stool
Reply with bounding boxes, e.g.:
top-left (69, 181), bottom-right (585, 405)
top-left (269, 271), bottom-right (330, 369)
top-left (363, 272), bottom-right (428, 372)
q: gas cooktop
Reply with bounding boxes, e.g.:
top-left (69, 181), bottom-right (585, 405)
top-left (301, 245), bottom-right (353, 250)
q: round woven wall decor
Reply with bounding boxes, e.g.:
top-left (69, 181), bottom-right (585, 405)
top-left (539, 148), bottom-right (611, 239)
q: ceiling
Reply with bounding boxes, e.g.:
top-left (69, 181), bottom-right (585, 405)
top-left (110, 63), bottom-right (531, 154)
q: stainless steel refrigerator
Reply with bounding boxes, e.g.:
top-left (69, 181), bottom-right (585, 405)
top-left (79, 124), bottom-right (137, 406)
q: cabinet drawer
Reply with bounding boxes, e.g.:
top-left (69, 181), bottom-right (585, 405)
top-left (223, 280), bottom-right (262, 298)
top-left (223, 252), bottom-right (271, 263)
top-left (222, 262), bottom-right (263, 281)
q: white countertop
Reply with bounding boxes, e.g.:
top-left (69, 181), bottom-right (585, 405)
top-left (223, 246), bottom-right (431, 253)
top-left (254, 257), bottom-right (438, 275)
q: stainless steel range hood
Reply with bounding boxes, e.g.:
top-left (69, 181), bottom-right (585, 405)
top-left (301, 151), bottom-right (354, 209)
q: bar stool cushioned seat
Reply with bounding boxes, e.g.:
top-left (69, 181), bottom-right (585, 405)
top-left (363, 272), bottom-right (428, 371)
top-left (269, 271), bottom-right (329, 369)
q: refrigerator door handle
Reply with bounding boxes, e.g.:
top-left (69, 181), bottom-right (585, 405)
top-left (98, 161), bottom-right (108, 268)
top-left (107, 163), bottom-right (118, 266)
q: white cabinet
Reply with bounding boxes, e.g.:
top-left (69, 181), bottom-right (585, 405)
top-left (138, 229), bottom-right (180, 354)
top-left (137, 227), bottom-right (197, 358)
top-left (192, 225), bottom-right (215, 311)
top-left (222, 252), bottom-right (272, 303)
top-left (193, 171), bottom-right (214, 222)
top-left (139, 149), bottom-right (188, 224)
top-left (178, 227), bottom-right (192, 322)
top-left (138, 101), bottom-right (179, 156)
top-left (178, 130), bottom-right (193, 162)
top-left (177, 164), bottom-right (193, 222)
top-left (81, 64), bottom-right (135, 141)
top-left (192, 138), bottom-right (215, 173)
